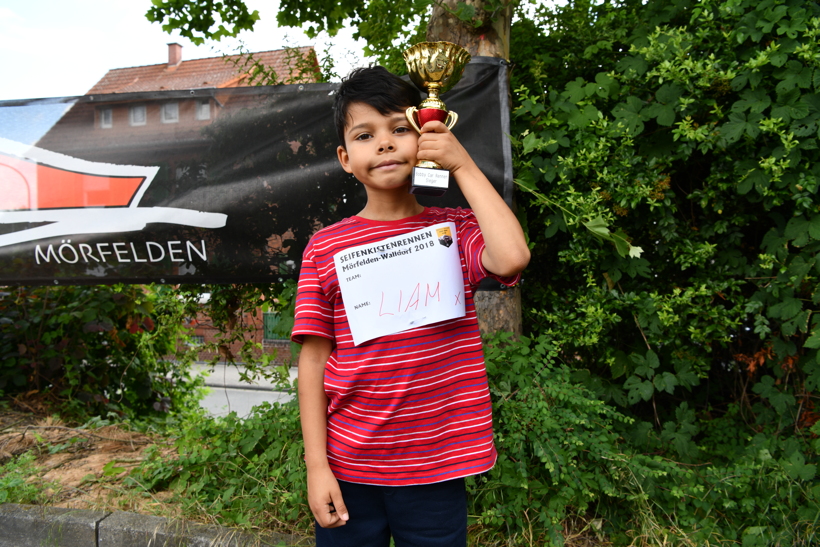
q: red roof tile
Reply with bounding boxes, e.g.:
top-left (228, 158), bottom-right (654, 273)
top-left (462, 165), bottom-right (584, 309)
top-left (86, 46), bottom-right (319, 95)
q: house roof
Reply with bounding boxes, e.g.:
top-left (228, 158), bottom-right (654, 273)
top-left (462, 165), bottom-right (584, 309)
top-left (86, 46), bottom-right (318, 95)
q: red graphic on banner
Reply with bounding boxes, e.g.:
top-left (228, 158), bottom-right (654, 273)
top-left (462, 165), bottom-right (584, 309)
top-left (0, 138), bottom-right (226, 249)
top-left (0, 152), bottom-right (145, 211)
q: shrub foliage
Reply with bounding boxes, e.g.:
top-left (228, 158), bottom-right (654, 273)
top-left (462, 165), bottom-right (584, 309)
top-left (0, 284), bottom-right (201, 420)
top-left (131, 401), bottom-right (310, 533)
top-left (505, 0), bottom-right (820, 543)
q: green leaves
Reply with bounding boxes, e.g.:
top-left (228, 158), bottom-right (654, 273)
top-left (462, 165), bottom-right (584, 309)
top-left (625, 349), bottom-right (660, 403)
top-left (784, 214), bottom-right (820, 246)
top-left (102, 460), bottom-right (127, 477)
top-left (0, 285), bottom-right (202, 421)
top-left (721, 111), bottom-right (763, 143)
top-left (146, 0), bottom-right (260, 44)
top-left (768, 296), bottom-right (802, 321)
top-left (131, 401), bottom-right (308, 531)
top-left (643, 83), bottom-right (683, 127)
top-left (612, 95), bottom-right (647, 135)
top-left (583, 216), bottom-right (644, 258)
top-left (482, 333), bottom-right (632, 540)
top-left (624, 374), bottom-right (654, 403)
top-left (772, 87), bottom-right (811, 122)
top-left (804, 326), bottom-right (820, 349)
top-left (782, 450), bottom-right (816, 481)
top-left (513, 0), bottom-right (820, 543)
top-left (617, 55), bottom-right (648, 77)
top-left (753, 375), bottom-right (796, 416)
top-left (734, 88), bottom-right (772, 113)
top-left (0, 453), bottom-right (54, 505)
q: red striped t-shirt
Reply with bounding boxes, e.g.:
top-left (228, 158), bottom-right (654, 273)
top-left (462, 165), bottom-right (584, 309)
top-left (292, 207), bottom-right (519, 486)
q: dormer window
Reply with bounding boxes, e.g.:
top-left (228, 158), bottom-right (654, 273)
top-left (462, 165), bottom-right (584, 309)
top-left (196, 99), bottom-right (211, 120)
top-left (130, 105), bottom-right (147, 126)
top-left (161, 102), bottom-right (179, 124)
top-left (100, 108), bottom-right (112, 128)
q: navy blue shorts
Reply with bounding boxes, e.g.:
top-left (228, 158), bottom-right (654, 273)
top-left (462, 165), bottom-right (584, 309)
top-left (314, 478), bottom-right (467, 547)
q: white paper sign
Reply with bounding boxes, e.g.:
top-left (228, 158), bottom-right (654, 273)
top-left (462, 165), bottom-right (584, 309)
top-left (334, 222), bottom-right (466, 345)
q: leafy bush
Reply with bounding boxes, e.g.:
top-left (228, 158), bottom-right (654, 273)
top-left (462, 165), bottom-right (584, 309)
top-left (0, 284), bottom-right (202, 420)
top-left (512, 0), bottom-right (820, 412)
top-left (131, 400), bottom-right (309, 533)
top-left (472, 333), bottom-right (632, 545)
top-left (503, 0), bottom-right (820, 543)
top-left (473, 334), bottom-right (819, 546)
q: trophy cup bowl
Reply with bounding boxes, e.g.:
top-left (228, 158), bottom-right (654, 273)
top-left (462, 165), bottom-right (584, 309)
top-left (403, 42), bottom-right (471, 196)
top-left (404, 42), bottom-right (471, 101)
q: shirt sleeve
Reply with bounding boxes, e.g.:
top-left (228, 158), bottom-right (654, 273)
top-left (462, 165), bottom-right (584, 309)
top-left (291, 243), bottom-right (335, 345)
top-left (455, 208), bottom-right (522, 289)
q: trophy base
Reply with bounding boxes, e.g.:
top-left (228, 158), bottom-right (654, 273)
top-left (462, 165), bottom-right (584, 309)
top-left (410, 165), bottom-right (449, 197)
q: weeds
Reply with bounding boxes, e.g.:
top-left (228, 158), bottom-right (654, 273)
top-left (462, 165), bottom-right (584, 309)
top-left (0, 452), bottom-right (59, 504)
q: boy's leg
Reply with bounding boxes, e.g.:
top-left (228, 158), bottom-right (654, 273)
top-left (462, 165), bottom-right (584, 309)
top-left (385, 478), bottom-right (467, 547)
top-left (314, 480), bottom-right (391, 547)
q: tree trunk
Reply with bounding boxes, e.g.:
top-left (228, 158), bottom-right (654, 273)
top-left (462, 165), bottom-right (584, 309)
top-left (426, 1), bottom-right (522, 338)
top-left (426, 0), bottom-right (512, 60)
top-left (474, 282), bottom-right (522, 338)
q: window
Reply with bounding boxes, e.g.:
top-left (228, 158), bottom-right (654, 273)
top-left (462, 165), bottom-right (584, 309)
top-left (129, 105), bottom-right (146, 126)
top-left (196, 99), bottom-right (211, 120)
top-left (263, 313), bottom-right (288, 341)
top-left (100, 108), bottom-right (112, 128)
top-left (186, 335), bottom-right (205, 347)
top-left (161, 102), bottom-right (179, 124)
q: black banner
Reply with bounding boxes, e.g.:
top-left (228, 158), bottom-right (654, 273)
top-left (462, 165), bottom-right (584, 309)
top-left (0, 58), bottom-right (511, 286)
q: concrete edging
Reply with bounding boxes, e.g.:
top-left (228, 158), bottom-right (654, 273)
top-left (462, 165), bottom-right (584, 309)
top-left (0, 504), bottom-right (308, 547)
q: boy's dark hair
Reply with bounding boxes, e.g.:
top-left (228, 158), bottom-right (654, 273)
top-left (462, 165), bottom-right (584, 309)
top-left (333, 66), bottom-right (421, 147)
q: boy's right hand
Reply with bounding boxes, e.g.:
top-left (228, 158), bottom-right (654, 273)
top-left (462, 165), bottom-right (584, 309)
top-left (308, 465), bottom-right (349, 528)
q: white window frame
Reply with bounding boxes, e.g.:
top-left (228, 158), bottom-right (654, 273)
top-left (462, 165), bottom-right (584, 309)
top-left (129, 105), bottom-right (147, 126)
top-left (186, 335), bottom-right (205, 347)
top-left (100, 108), bottom-right (112, 128)
top-left (196, 99), bottom-right (211, 120)
top-left (161, 102), bottom-right (179, 124)
top-left (263, 312), bottom-right (288, 341)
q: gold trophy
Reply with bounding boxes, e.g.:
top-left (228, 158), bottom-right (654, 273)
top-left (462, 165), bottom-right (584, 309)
top-left (403, 42), bottom-right (471, 196)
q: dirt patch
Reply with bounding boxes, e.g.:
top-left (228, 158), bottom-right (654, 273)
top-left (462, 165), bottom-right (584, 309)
top-left (0, 396), bottom-right (179, 518)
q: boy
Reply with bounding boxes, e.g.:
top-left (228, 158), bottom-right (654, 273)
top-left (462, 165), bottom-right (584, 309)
top-left (291, 66), bottom-right (530, 546)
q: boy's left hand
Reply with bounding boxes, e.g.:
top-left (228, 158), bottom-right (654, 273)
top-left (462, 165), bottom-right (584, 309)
top-left (416, 121), bottom-right (473, 176)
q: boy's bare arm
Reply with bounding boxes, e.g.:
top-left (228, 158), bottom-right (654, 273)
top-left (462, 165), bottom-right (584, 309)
top-left (417, 121), bottom-right (530, 277)
top-left (298, 335), bottom-right (349, 528)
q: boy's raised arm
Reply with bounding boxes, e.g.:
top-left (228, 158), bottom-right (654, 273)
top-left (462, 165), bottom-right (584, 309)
top-left (417, 122), bottom-right (530, 277)
top-left (298, 335), bottom-right (349, 528)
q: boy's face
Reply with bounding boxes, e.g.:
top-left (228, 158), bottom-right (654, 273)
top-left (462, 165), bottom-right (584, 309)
top-left (337, 102), bottom-right (419, 193)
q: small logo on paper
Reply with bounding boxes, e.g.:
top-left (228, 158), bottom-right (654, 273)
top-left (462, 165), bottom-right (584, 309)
top-left (436, 226), bottom-right (453, 248)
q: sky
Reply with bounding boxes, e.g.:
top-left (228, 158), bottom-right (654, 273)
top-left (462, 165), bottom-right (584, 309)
top-left (0, 0), bottom-right (368, 102)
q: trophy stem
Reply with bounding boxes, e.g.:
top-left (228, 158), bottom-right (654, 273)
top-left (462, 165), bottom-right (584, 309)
top-left (419, 83), bottom-right (447, 111)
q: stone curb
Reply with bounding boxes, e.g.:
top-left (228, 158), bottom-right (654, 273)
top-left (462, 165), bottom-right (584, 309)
top-left (0, 504), bottom-right (311, 547)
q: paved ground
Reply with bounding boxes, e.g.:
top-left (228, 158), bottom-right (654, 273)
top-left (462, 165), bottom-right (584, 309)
top-left (191, 363), bottom-right (297, 417)
top-left (0, 503), bottom-right (308, 547)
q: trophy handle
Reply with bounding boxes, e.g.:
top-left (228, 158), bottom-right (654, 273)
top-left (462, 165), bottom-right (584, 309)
top-left (445, 110), bottom-right (459, 130)
top-left (405, 107), bottom-right (422, 133)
